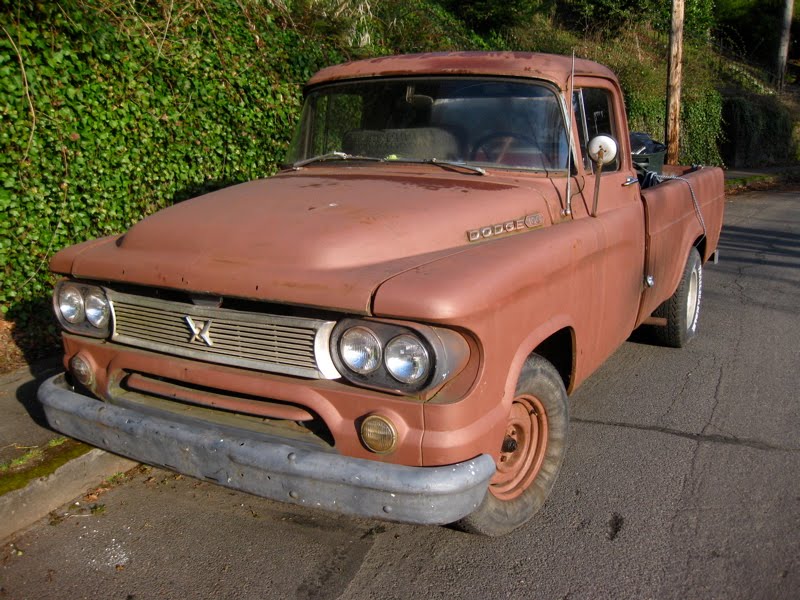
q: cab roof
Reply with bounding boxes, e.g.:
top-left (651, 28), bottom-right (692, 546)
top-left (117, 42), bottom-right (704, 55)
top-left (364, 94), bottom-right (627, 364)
top-left (305, 52), bottom-right (618, 91)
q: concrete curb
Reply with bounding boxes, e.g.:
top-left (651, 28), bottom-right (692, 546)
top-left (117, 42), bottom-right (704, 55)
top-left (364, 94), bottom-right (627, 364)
top-left (0, 448), bottom-right (137, 542)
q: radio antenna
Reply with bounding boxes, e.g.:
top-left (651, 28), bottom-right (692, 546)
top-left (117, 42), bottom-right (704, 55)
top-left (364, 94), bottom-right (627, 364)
top-left (564, 51), bottom-right (575, 217)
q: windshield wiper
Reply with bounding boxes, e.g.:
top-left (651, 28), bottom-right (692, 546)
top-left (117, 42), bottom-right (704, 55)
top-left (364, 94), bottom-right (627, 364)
top-left (291, 151), bottom-right (383, 169)
top-left (290, 153), bottom-right (486, 176)
top-left (391, 157), bottom-right (486, 176)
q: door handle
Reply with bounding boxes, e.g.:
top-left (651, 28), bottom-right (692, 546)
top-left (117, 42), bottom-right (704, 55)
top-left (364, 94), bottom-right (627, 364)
top-left (622, 176), bottom-right (638, 187)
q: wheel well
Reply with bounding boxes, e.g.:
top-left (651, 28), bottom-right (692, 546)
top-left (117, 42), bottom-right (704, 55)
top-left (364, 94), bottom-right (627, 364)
top-left (694, 235), bottom-right (707, 262)
top-left (532, 327), bottom-right (574, 392)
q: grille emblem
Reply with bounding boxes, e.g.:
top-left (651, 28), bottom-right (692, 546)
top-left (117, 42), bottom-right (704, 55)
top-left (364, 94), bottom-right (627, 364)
top-left (185, 316), bottom-right (214, 347)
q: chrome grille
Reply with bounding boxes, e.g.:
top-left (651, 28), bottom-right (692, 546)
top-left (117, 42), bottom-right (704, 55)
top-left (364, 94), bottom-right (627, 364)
top-left (108, 291), bottom-right (339, 379)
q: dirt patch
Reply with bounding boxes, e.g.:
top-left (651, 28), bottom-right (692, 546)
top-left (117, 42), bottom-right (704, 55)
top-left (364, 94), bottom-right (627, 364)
top-left (0, 316), bottom-right (60, 375)
top-left (725, 170), bottom-right (800, 195)
top-left (0, 319), bottom-right (26, 374)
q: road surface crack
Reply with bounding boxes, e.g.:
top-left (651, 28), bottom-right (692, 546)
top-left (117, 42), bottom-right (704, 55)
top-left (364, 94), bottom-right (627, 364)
top-left (571, 417), bottom-right (799, 452)
top-left (700, 365), bottom-right (725, 435)
top-left (658, 366), bottom-right (697, 422)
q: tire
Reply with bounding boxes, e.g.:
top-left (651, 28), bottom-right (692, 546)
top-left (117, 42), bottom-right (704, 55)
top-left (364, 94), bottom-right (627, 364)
top-left (454, 354), bottom-right (568, 536)
top-left (653, 247), bottom-right (702, 348)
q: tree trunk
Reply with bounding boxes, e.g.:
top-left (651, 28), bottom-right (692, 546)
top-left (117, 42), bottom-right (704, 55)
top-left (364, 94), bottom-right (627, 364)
top-left (665, 0), bottom-right (684, 165)
top-left (777, 0), bottom-right (794, 91)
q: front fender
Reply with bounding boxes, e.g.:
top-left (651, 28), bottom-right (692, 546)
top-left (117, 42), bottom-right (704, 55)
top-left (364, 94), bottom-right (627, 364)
top-left (371, 223), bottom-right (607, 464)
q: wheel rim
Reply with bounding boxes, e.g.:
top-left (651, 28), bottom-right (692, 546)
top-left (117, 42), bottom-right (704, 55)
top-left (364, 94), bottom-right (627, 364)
top-left (489, 395), bottom-right (548, 501)
top-left (686, 264), bottom-right (699, 327)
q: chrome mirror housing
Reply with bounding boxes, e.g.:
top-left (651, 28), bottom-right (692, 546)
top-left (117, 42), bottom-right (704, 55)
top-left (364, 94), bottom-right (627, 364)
top-left (588, 135), bottom-right (618, 165)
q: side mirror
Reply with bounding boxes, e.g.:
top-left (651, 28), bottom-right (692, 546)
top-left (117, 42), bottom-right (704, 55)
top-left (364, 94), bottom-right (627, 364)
top-left (587, 135), bottom-right (618, 165)
top-left (587, 136), bottom-right (618, 218)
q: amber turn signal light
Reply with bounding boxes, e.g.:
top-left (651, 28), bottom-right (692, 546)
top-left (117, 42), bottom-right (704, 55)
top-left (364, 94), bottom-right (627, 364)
top-left (360, 415), bottom-right (398, 454)
top-left (69, 355), bottom-right (94, 387)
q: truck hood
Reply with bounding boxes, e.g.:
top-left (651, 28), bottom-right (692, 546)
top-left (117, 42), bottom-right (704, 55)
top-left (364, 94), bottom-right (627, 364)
top-left (52, 167), bottom-right (555, 313)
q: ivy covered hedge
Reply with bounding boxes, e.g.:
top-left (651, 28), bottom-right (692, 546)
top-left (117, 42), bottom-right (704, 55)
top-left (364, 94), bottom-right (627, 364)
top-left (721, 94), bottom-right (796, 167)
top-left (625, 88), bottom-right (724, 167)
top-left (0, 1), bottom-right (340, 328)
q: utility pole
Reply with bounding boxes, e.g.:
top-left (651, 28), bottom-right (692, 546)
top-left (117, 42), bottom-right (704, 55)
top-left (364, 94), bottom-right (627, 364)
top-left (665, 0), bottom-right (684, 164)
top-left (777, 0), bottom-right (794, 91)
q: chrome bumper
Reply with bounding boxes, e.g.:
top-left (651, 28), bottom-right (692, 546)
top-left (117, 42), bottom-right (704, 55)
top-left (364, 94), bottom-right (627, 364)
top-left (38, 374), bottom-right (495, 525)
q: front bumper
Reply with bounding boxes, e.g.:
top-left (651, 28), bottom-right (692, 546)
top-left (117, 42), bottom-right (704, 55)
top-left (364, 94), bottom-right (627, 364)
top-left (38, 374), bottom-right (495, 525)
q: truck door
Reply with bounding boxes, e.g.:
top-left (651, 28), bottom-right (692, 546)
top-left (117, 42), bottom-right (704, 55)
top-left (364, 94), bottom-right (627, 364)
top-left (568, 79), bottom-right (646, 374)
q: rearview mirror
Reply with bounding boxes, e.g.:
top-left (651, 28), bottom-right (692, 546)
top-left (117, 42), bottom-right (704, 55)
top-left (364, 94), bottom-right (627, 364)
top-left (587, 136), bottom-right (618, 218)
top-left (405, 85), bottom-right (433, 109)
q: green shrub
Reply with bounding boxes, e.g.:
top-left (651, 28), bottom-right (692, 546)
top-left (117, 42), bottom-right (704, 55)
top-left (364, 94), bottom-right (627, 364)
top-left (722, 94), bottom-right (795, 166)
top-left (373, 0), bottom-right (489, 52)
top-left (0, 0), bottom-right (341, 325)
top-left (556, 0), bottom-right (716, 38)
top-left (624, 83), bottom-right (724, 166)
top-left (436, 0), bottom-right (542, 35)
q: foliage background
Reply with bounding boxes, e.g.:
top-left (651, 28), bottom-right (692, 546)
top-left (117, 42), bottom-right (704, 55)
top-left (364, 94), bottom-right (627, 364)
top-left (1, 0), bottom-right (343, 357)
top-left (0, 0), bottom-right (796, 365)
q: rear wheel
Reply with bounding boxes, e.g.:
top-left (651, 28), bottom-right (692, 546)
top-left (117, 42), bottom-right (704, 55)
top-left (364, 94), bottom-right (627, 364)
top-left (455, 354), bottom-right (568, 536)
top-left (654, 247), bottom-right (702, 348)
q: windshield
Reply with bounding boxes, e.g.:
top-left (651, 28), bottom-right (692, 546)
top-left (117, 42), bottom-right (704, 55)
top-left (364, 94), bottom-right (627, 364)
top-left (286, 78), bottom-right (570, 171)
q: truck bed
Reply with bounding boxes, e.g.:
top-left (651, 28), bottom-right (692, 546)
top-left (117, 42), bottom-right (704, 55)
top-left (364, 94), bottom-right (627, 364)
top-left (637, 165), bottom-right (726, 325)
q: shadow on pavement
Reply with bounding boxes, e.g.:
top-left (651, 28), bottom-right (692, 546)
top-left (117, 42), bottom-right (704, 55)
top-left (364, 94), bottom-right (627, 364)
top-left (14, 356), bottom-right (63, 431)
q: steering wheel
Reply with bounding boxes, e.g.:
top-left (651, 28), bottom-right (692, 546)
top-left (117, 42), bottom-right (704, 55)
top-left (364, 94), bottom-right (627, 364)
top-left (471, 132), bottom-right (539, 164)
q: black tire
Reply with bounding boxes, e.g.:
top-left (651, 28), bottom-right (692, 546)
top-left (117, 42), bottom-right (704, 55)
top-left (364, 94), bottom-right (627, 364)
top-left (653, 247), bottom-right (702, 348)
top-left (454, 354), bottom-right (568, 536)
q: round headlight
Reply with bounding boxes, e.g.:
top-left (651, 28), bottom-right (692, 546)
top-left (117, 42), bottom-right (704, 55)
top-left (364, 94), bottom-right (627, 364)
top-left (385, 334), bottom-right (430, 384)
top-left (59, 285), bottom-right (85, 324)
top-left (360, 415), bottom-right (398, 454)
top-left (85, 291), bottom-right (110, 328)
top-left (340, 327), bottom-right (382, 374)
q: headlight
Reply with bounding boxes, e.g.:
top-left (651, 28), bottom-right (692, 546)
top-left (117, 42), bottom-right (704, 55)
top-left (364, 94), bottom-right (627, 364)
top-left (385, 335), bottom-right (429, 384)
top-left (85, 292), bottom-right (110, 328)
top-left (340, 326), bottom-right (382, 374)
top-left (53, 281), bottom-right (112, 338)
top-left (331, 318), bottom-right (469, 395)
top-left (58, 285), bottom-right (85, 324)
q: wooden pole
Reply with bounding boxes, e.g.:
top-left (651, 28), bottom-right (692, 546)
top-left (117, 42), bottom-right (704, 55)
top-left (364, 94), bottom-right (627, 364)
top-left (777, 0), bottom-right (794, 91)
top-left (665, 0), bottom-right (684, 165)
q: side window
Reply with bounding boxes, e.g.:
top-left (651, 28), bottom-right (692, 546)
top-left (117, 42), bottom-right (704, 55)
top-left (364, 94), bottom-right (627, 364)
top-left (573, 88), bottom-right (618, 172)
top-left (572, 90), bottom-right (591, 172)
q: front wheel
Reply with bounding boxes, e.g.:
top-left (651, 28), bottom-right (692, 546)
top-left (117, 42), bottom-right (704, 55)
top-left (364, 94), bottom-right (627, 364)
top-left (653, 247), bottom-right (702, 348)
top-left (455, 354), bottom-right (568, 536)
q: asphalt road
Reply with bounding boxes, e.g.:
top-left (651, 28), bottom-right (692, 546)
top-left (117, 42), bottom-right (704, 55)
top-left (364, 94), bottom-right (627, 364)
top-left (2, 190), bottom-right (799, 600)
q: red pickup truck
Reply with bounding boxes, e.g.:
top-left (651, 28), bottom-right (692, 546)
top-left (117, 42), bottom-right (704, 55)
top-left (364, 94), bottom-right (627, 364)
top-left (39, 52), bottom-right (724, 536)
